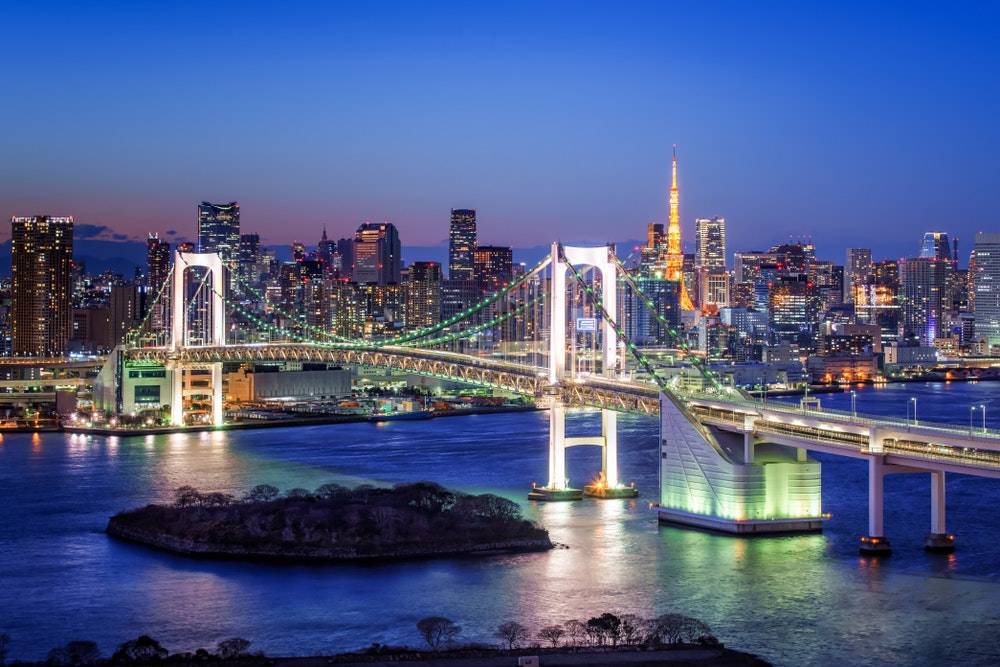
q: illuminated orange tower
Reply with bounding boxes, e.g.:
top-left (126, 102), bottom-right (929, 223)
top-left (665, 146), bottom-right (695, 310)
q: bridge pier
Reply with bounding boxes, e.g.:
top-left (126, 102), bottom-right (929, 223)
top-left (528, 402), bottom-right (636, 501)
top-left (860, 456), bottom-right (892, 556)
top-left (925, 470), bottom-right (955, 553)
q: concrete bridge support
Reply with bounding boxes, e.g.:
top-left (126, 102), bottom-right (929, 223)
top-left (860, 456), bottom-right (892, 555)
top-left (925, 470), bottom-right (955, 553)
top-left (530, 401), bottom-right (634, 501)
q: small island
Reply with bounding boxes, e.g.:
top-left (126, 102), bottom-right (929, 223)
top-left (106, 481), bottom-right (553, 562)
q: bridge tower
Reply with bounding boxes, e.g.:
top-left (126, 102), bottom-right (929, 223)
top-left (530, 243), bottom-right (637, 501)
top-left (166, 251), bottom-right (227, 427)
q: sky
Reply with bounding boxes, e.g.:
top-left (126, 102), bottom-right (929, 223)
top-left (3, 1), bottom-right (1000, 267)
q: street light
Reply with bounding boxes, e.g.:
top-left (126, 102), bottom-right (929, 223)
top-left (910, 397), bottom-right (917, 426)
top-left (982, 404), bottom-right (987, 432)
top-left (971, 406), bottom-right (976, 436)
top-left (850, 390), bottom-right (857, 419)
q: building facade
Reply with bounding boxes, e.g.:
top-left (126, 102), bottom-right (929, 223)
top-left (353, 221), bottom-right (401, 285)
top-left (11, 215), bottom-right (74, 356)
top-left (449, 209), bottom-right (477, 280)
top-left (973, 232), bottom-right (1000, 348)
top-left (694, 216), bottom-right (726, 270)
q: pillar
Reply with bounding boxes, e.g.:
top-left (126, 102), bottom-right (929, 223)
top-left (925, 470), bottom-right (955, 552)
top-left (549, 401), bottom-right (566, 489)
top-left (860, 455), bottom-right (892, 555)
top-left (211, 362), bottom-right (223, 427)
top-left (169, 362), bottom-right (184, 427)
top-left (603, 409), bottom-right (618, 486)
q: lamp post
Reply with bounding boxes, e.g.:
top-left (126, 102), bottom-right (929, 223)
top-left (982, 404), bottom-right (987, 432)
top-left (850, 390), bottom-right (857, 419)
top-left (971, 406), bottom-right (976, 436)
top-left (910, 397), bottom-right (917, 426)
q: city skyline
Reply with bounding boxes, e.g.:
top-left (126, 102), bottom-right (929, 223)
top-left (3, 2), bottom-right (1000, 264)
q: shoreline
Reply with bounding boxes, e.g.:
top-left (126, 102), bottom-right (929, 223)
top-left (60, 404), bottom-right (540, 437)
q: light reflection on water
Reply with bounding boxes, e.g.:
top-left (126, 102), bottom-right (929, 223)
top-left (1, 384), bottom-right (1000, 666)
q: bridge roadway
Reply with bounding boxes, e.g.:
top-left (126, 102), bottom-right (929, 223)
top-left (126, 343), bottom-right (1000, 478)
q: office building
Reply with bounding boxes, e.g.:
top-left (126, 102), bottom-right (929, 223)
top-left (197, 201), bottom-right (240, 261)
top-left (473, 245), bottom-right (513, 294)
top-left (900, 257), bottom-right (950, 345)
top-left (694, 216), bottom-right (726, 270)
top-left (449, 209), bottom-right (477, 280)
top-left (406, 261), bottom-right (442, 330)
top-left (353, 221), bottom-right (401, 285)
top-left (11, 215), bottom-right (74, 356)
top-left (146, 233), bottom-right (171, 333)
top-left (844, 248), bottom-right (872, 304)
top-left (973, 232), bottom-right (1000, 348)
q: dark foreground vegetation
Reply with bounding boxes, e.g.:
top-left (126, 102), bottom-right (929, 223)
top-left (106, 482), bottom-right (553, 561)
top-left (0, 611), bottom-right (771, 666)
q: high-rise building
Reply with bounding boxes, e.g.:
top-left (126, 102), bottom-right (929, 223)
top-left (449, 209), bottom-right (477, 280)
top-left (11, 215), bottom-right (74, 356)
top-left (197, 201), bottom-right (240, 261)
top-left (337, 238), bottom-right (354, 281)
top-left (900, 257), bottom-right (950, 345)
top-left (973, 232), bottom-right (1000, 348)
top-left (317, 226), bottom-right (335, 273)
top-left (473, 245), bottom-right (513, 294)
top-left (146, 233), bottom-right (171, 333)
top-left (237, 233), bottom-right (261, 293)
top-left (694, 217), bottom-right (726, 270)
top-left (844, 248), bottom-right (872, 304)
top-left (664, 148), bottom-right (695, 310)
top-left (640, 223), bottom-right (665, 275)
top-left (920, 231), bottom-right (951, 261)
top-left (406, 261), bottom-right (442, 330)
top-left (353, 221), bottom-right (401, 285)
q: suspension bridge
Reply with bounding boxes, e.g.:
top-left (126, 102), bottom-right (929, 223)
top-left (92, 243), bottom-right (1000, 555)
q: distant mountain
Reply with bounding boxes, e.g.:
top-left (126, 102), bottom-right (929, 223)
top-left (0, 238), bottom-right (646, 278)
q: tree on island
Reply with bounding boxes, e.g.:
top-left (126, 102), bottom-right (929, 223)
top-left (494, 621), bottom-right (530, 650)
top-left (111, 635), bottom-right (168, 663)
top-left (416, 617), bottom-right (461, 651)
top-left (242, 484), bottom-right (280, 503)
top-left (537, 624), bottom-right (565, 648)
top-left (216, 637), bottom-right (252, 660)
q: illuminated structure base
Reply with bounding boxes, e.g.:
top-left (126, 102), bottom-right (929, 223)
top-left (584, 484), bottom-right (639, 499)
top-left (528, 486), bottom-right (583, 502)
top-left (658, 391), bottom-right (825, 535)
top-left (860, 535), bottom-right (892, 556)
top-left (924, 533), bottom-right (955, 554)
top-left (658, 507), bottom-right (824, 534)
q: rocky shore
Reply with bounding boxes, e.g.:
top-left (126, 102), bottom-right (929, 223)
top-left (105, 519), bottom-right (553, 562)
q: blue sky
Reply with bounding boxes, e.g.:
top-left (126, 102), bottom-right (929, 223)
top-left (3, 1), bottom-right (999, 265)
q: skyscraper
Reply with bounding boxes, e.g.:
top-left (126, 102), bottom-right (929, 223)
top-left (406, 261), bottom-right (442, 330)
top-left (694, 217), bottom-right (726, 270)
top-left (844, 248), bottom-right (873, 304)
top-left (973, 232), bottom-right (1000, 348)
top-left (353, 221), bottom-right (401, 285)
top-left (920, 231), bottom-right (951, 261)
top-left (664, 148), bottom-right (695, 310)
top-left (11, 215), bottom-right (74, 356)
top-left (146, 233), bottom-right (171, 333)
top-left (900, 257), bottom-right (950, 344)
top-left (473, 245), bottom-right (513, 294)
top-left (449, 209), bottom-right (477, 280)
top-left (197, 201), bottom-right (240, 261)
